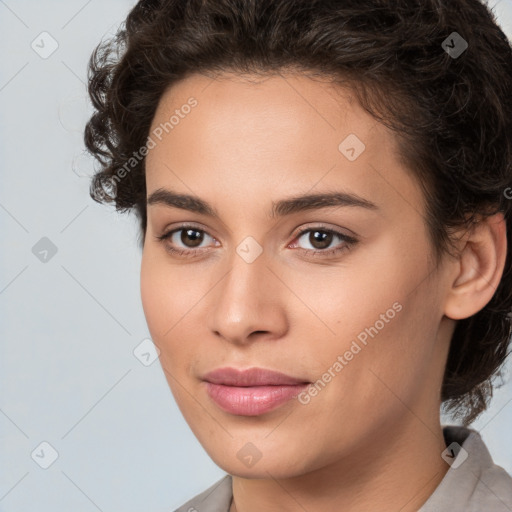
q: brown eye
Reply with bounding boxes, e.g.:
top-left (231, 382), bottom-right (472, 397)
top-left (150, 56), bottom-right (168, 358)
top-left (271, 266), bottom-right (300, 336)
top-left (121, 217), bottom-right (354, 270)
top-left (296, 229), bottom-right (339, 251)
top-left (181, 228), bottom-right (204, 248)
top-left (156, 225), bottom-right (216, 255)
top-left (291, 226), bottom-right (358, 258)
top-left (308, 230), bottom-right (333, 249)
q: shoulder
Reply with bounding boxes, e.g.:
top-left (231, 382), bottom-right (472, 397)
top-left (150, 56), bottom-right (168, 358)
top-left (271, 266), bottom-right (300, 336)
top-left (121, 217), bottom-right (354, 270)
top-left (173, 474), bottom-right (233, 512)
top-left (420, 425), bottom-right (512, 512)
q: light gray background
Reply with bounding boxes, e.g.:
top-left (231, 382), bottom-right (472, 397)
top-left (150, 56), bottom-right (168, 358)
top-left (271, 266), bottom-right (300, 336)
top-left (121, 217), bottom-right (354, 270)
top-left (1, 1), bottom-right (511, 511)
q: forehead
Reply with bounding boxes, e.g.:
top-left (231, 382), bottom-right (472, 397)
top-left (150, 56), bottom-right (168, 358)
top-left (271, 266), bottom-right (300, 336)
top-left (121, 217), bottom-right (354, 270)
top-left (148, 71), bottom-right (379, 154)
top-left (145, 71), bottom-right (423, 223)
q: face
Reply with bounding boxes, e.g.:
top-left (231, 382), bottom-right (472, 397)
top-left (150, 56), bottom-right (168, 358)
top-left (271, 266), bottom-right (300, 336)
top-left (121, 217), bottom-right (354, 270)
top-left (140, 71), bottom-right (453, 478)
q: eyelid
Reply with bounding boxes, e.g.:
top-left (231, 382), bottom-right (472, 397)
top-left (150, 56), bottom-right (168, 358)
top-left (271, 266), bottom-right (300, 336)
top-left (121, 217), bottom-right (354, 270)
top-left (290, 222), bottom-right (357, 241)
top-left (156, 222), bottom-right (358, 258)
top-left (288, 225), bottom-right (358, 255)
top-left (156, 223), bottom-right (218, 247)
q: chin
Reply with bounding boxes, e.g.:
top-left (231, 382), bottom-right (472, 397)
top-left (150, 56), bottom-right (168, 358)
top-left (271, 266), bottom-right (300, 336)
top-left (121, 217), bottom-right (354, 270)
top-left (206, 446), bottom-right (310, 480)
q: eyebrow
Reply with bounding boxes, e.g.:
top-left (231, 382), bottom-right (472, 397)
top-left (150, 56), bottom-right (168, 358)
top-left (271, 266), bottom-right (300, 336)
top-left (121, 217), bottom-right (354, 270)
top-left (146, 187), bottom-right (378, 219)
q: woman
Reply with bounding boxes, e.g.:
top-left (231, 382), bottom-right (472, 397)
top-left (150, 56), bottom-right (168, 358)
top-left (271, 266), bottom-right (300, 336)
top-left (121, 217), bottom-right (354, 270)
top-left (84, 0), bottom-right (512, 510)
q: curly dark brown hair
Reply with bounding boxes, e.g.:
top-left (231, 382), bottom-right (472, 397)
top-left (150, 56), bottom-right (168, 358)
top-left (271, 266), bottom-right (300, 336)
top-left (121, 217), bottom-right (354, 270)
top-left (84, 0), bottom-right (512, 425)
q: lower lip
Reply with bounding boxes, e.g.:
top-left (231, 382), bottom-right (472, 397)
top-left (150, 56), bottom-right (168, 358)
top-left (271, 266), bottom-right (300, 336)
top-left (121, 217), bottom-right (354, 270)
top-left (205, 382), bottom-right (309, 416)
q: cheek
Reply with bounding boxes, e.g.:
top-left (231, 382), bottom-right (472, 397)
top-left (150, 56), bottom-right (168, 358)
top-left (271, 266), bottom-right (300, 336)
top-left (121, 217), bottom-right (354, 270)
top-left (140, 250), bottom-right (185, 362)
top-left (296, 275), bottom-right (407, 387)
top-left (289, 246), bottom-right (438, 403)
top-left (140, 255), bottom-right (167, 339)
top-left (140, 249), bottom-right (199, 337)
top-left (279, 250), bottom-right (408, 350)
top-left (140, 252), bottom-right (199, 411)
top-left (140, 249), bottom-right (211, 377)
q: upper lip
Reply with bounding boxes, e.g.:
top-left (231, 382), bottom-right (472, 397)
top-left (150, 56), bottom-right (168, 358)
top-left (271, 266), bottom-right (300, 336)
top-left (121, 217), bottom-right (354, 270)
top-left (202, 367), bottom-right (310, 386)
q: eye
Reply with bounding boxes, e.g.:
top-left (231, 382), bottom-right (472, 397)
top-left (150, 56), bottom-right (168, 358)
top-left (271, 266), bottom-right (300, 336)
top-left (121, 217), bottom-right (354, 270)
top-left (290, 226), bottom-right (358, 257)
top-left (155, 223), bottom-right (358, 259)
top-left (156, 224), bottom-right (218, 257)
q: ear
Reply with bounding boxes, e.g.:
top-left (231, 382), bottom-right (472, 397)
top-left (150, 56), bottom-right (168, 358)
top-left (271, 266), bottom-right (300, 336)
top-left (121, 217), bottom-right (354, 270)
top-left (444, 212), bottom-right (507, 320)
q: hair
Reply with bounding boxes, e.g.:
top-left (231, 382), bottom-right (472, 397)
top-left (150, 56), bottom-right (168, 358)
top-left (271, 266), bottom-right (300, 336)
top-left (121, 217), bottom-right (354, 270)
top-left (84, 0), bottom-right (512, 425)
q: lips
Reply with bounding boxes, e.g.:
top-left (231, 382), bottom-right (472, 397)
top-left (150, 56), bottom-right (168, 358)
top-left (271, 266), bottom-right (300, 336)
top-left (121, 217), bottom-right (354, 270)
top-left (202, 367), bottom-right (310, 416)
top-left (202, 367), bottom-right (309, 387)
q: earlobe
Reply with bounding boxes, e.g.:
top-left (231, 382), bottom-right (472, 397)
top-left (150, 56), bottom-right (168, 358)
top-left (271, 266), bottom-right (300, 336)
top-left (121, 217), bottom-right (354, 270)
top-left (444, 212), bottom-right (507, 321)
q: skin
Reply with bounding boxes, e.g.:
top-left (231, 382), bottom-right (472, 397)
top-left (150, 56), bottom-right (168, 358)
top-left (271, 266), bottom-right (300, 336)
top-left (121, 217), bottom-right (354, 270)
top-left (140, 71), bottom-right (507, 512)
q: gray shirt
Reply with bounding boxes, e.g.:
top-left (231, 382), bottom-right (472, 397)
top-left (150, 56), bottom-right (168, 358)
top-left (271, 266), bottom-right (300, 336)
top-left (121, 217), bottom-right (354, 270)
top-left (174, 426), bottom-right (512, 511)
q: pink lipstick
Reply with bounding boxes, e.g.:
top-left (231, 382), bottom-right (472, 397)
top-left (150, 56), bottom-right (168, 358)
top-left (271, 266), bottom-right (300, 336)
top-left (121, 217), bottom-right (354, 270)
top-left (202, 367), bottom-right (310, 416)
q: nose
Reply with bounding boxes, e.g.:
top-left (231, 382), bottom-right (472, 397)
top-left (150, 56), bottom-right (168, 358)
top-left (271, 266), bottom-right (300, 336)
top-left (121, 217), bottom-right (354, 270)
top-left (206, 246), bottom-right (289, 346)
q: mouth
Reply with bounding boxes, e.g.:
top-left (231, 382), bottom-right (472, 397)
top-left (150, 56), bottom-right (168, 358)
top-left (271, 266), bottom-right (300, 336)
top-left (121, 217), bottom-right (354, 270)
top-left (202, 367), bottom-right (311, 416)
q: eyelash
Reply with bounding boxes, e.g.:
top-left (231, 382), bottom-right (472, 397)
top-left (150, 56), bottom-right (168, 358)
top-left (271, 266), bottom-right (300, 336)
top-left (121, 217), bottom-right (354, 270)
top-left (155, 223), bottom-right (358, 259)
